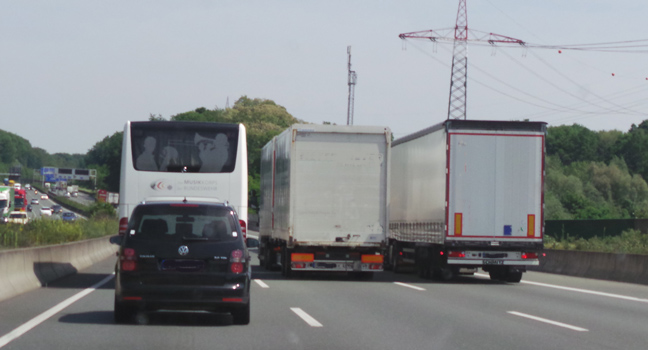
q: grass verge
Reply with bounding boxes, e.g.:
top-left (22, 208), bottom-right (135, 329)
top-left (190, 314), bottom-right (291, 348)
top-left (544, 229), bottom-right (648, 255)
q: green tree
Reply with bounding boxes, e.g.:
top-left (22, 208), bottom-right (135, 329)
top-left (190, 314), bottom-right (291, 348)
top-left (546, 124), bottom-right (600, 165)
top-left (84, 132), bottom-right (123, 192)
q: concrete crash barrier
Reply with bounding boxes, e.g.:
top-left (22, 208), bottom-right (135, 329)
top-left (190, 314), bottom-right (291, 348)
top-left (533, 250), bottom-right (648, 286)
top-left (0, 237), bottom-right (117, 303)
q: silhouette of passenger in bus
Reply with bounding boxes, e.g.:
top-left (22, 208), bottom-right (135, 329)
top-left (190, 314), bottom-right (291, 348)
top-left (159, 146), bottom-right (179, 172)
top-left (194, 133), bottom-right (229, 172)
top-left (136, 136), bottom-right (158, 171)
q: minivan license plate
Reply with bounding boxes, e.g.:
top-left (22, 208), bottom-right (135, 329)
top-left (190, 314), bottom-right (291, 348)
top-left (483, 259), bottom-right (504, 265)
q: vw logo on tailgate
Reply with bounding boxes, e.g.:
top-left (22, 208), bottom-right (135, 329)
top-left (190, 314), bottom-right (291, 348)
top-left (178, 245), bottom-right (189, 256)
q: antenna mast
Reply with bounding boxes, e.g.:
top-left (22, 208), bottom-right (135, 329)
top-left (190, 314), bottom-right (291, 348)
top-left (346, 46), bottom-right (357, 125)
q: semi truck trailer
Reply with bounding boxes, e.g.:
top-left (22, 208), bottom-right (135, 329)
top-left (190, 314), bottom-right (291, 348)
top-left (387, 119), bottom-right (546, 282)
top-left (258, 124), bottom-right (391, 278)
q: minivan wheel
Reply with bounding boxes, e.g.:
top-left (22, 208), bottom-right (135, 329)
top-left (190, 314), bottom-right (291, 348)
top-left (114, 297), bottom-right (135, 324)
top-left (232, 302), bottom-right (250, 325)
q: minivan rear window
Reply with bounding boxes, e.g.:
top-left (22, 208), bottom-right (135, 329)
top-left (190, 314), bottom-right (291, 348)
top-left (128, 204), bottom-right (239, 242)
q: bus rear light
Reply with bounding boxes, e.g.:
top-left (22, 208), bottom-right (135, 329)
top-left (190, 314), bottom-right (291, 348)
top-left (239, 219), bottom-right (247, 240)
top-left (292, 262), bottom-right (306, 269)
top-left (522, 252), bottom-right (539, 259)
top-left (369, 264), bottom-right (382, 270)
top-left (119, 217), bottom-right (129, 235)
top-left (361, 254), bottom-right (384, 263)
top-left (448, 251), bottom-right (465, 258)
top-left (291, 253), bottom-right (314, 262)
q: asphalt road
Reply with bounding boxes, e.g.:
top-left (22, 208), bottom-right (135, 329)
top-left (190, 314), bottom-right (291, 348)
top-left (1, 241), bottom-right (647, 350)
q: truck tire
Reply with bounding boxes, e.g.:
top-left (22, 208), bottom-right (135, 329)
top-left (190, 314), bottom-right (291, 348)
top-left (281, 246), bottom-right (292, 278)
top-left (488, 268), bottom-right (506, 281)
top-left (433, 267), bottom-right (454, 281)
top-left (258, 246), bottom-right (266, 268)
top-left (505, 270), bottom-right (523, 283)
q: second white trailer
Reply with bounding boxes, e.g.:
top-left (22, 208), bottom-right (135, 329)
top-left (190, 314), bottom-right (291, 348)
top-left (388, 119), bottom-right (546, 282)
top-left (258, 124), bottom-right (391, 278)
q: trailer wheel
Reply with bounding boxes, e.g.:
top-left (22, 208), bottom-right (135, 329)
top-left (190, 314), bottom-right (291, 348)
top-left (281, 246), bottom-right (292, 278)
top-left (258, 246), bottom-right (266, 268)
top-left (505, 270), bottom-right (523, 283)
top-left (488, 269), bottom-right (506, 281)
top-left (433, 267), bottom-right (454, 281)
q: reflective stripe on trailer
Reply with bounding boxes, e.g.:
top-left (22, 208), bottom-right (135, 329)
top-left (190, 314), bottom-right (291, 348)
top-left (447, 258), bottom-right (539, 266)
top-left (290, 260), bottom-right (383, 272)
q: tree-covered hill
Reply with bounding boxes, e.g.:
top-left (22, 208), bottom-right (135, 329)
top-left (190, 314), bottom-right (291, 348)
top-left (7, 97), bottom-right (648, 221)
top-left (546, 121), bottom-right (648, 220)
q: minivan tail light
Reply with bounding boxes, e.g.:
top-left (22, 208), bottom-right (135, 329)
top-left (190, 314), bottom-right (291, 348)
top-left (121, 248), bottom-right (137, 271)
top-left (230, 263), bottom-right (244, 274)
top-left (239, 219), bottom-right (247, 241)
top-left (119, 217), bottom-right (129, 236)
top-left (230, 249), bottom-right (244, 262)
top-left (230, 249), bottom-right (245, 274)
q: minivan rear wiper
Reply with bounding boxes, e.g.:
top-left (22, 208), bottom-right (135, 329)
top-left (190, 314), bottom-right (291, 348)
top-left (182, 236), bottom-right (209, 241)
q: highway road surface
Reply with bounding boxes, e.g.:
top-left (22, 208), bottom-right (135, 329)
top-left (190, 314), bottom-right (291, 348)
top-left (1, 238), bottom-right (647, 350)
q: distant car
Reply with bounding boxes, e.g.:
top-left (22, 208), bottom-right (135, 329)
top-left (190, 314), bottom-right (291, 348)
top-left (8, 211), bottom-right (29, 224)
top-left (40, 207), bottom-right (53, 216)
top-left (40, 194), bottom-right (48, 200)
top-left (64, 192), bottom-right (71, 198)
top-left (34, 190), bottom-right (38, 194)
top-left (61, 212), bottom-right (77, 222)
top-left (71, 192), bottom-right (79, 197)
top-left (31, 198), bottom-right (39, 205)
top-left (27, 204), bottom-right (33, 212)
top-left (52, 205), bottom-right (63, 214)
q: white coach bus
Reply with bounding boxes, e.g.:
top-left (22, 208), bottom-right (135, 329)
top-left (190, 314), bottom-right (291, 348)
top-left (118, 121), bottom-right (248, 236)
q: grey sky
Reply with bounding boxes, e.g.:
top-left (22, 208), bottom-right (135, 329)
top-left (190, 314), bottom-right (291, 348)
top-left (1, 1), bottom-right (647, 154)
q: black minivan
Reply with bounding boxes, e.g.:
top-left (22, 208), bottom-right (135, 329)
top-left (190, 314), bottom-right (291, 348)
top-left (111, 198), bottom-right (250, 324)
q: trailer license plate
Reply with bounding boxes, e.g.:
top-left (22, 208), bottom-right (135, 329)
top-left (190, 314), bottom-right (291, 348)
top-left (483, 259), bottom-right (504, 265)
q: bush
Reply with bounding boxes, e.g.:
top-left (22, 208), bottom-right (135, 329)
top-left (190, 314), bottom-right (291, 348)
top-left (544, 229), bottom-right (648, 254)
top-left (0, 217), bottom-right (117, 249)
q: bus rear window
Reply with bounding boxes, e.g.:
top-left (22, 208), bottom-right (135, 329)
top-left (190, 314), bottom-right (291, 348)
top-left (130, 122), bottom-right (239, 173)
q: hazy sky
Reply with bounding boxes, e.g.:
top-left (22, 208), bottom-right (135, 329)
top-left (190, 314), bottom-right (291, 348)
top-left (2, 1), bottom-right (647, 154)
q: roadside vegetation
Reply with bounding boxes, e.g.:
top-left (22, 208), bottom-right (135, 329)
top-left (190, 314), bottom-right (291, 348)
top-left (544, 229), bottom-right (648, 255)
top-left (4, 97), bottom-right (648, 251)
top-left (0, 216), bottom-right (117, 250)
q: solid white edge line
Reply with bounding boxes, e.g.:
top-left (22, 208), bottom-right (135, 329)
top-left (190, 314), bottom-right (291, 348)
top-left (0, 273), bottom-right (115, 349)
top-left (508, 311), bottom-right (589, 332)
top-left (393, 282), bottom-right (426, 291)
top-left (290, 307), bottom-right (323, 327)
top-left (475, 273), bottom-right (648, 303)
top-left (254, 279), bottom-right (269, 288)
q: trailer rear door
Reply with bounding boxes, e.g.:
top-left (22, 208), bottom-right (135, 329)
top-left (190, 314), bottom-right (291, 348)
top-left (446, 130), bottom-right (544, 242)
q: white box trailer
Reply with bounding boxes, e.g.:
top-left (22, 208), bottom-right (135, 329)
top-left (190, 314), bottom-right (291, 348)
top-left (259, 124), bottom-right (391, 278)
top-left (387, 120), bottom-right (546, 282)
